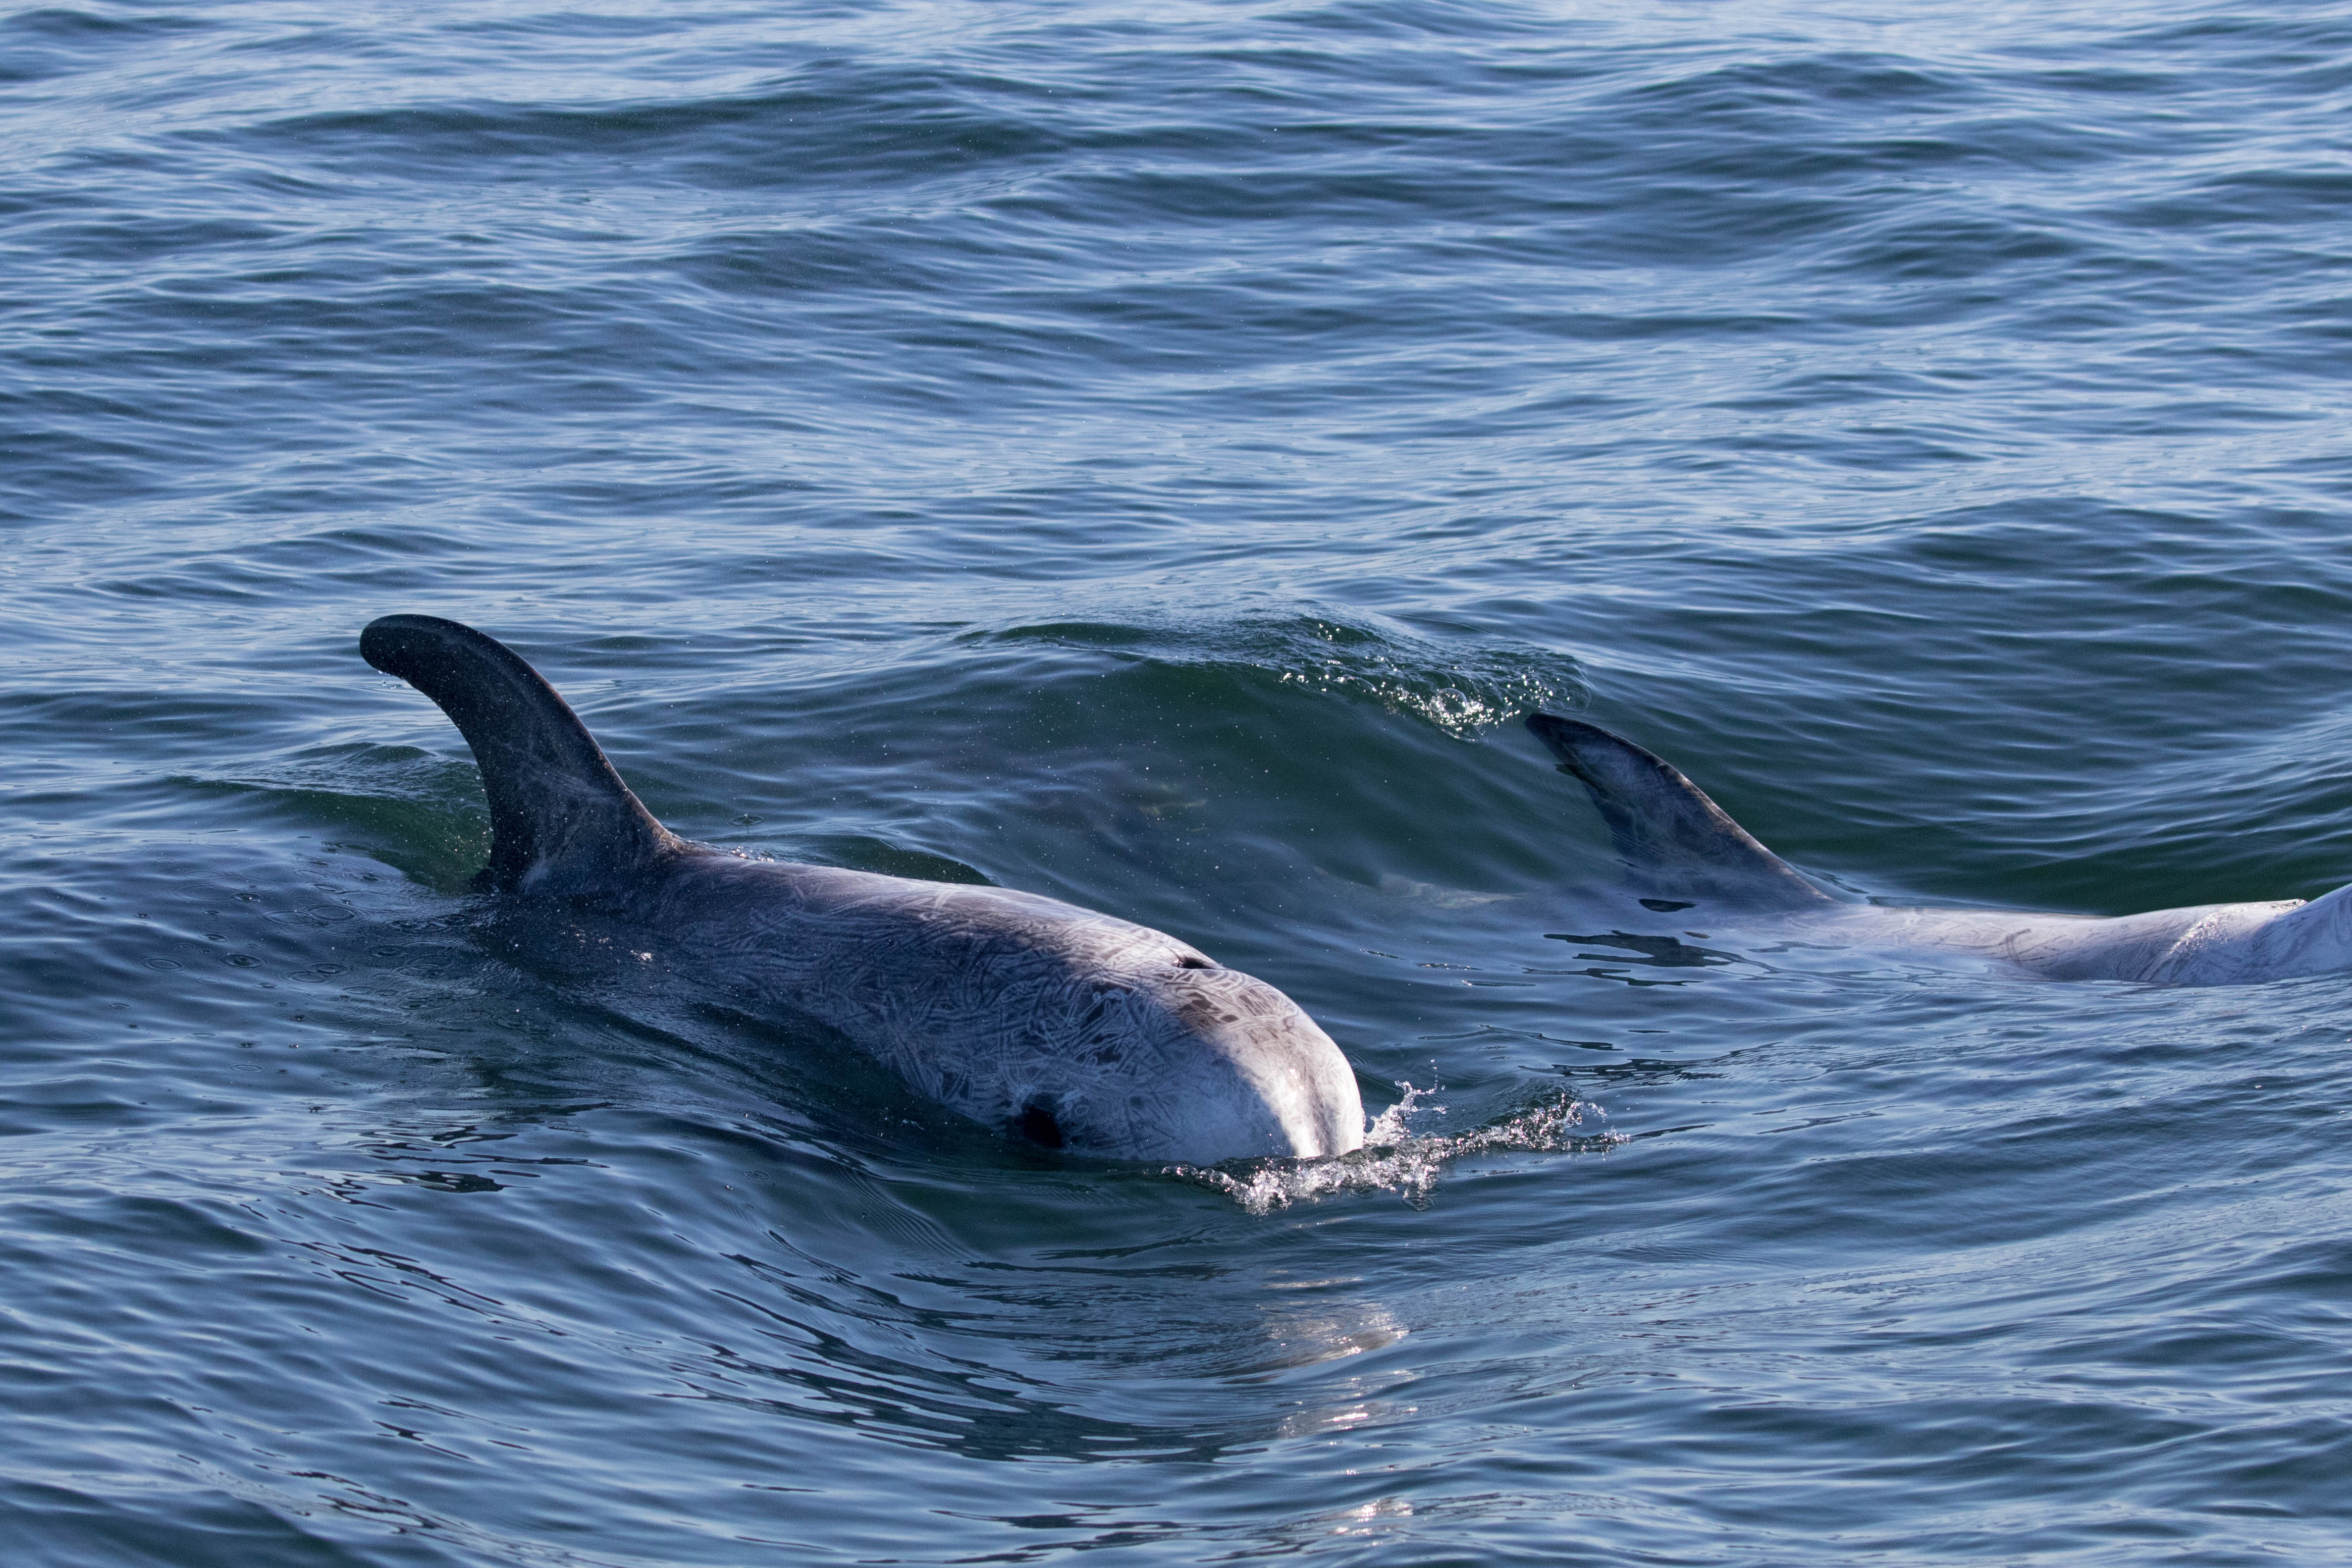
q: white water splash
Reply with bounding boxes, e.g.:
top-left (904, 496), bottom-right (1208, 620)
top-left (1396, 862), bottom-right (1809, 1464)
top-left (1174, 1085), bottom-right (1619, 1214)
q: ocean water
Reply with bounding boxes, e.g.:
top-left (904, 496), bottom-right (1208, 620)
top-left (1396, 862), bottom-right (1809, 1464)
top-left (6, 0), bottom-right (2351, 1561)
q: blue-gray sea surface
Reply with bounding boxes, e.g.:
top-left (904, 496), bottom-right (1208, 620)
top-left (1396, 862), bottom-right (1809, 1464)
top-left (5, 1), bottom-right (2350, 1562)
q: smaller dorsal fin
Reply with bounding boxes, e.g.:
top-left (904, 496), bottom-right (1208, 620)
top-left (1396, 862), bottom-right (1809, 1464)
top-left (1525, 713), bottom-right (1831, 910)
top-left (362, 615), bottom-right (683, 895)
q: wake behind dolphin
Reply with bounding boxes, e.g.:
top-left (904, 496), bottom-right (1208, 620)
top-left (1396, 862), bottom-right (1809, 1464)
top-left (360, 614), bottom-right (1366, 1163)
top-left (1528, 714), bottom-right (2352, 985)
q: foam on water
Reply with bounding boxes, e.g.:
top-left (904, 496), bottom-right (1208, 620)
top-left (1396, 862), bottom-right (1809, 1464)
top-left (1175, 1084), bottom-right (1621, 1214)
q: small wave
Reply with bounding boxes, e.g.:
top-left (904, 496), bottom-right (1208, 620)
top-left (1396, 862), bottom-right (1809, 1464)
top-left (989, 611), bottom-right (1582, 739)
top-left (1173, 1084), bottom-right (1619, 1213)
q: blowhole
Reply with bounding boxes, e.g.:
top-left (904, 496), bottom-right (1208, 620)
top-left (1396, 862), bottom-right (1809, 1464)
top-left (1174, 954), bottom-right (1215, 969)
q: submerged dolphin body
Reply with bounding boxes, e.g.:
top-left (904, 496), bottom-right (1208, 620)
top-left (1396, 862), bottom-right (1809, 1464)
top-left (1528, 714), bottom-right (2352, 986)
top-left (361, 614), bottom-right (1365, 1163)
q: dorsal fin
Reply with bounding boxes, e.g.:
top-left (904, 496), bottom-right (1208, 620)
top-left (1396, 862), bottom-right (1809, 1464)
top-left (362, 615), bottom-right (683, 895)
top-left (1525, 713), bottom-right (1831, 910)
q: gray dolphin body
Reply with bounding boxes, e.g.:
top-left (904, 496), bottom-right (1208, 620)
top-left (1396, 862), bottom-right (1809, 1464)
top-left (362, 615), bottom-right (1365, 1163)
top-left (1529, 714), bottom-right (2352, 986)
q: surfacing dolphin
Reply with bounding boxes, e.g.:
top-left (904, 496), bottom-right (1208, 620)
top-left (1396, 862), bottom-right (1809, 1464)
top-left (361, 614), bottom-right (1366, 1163)
top-left (1529, 713), bottom-right (2352, 985)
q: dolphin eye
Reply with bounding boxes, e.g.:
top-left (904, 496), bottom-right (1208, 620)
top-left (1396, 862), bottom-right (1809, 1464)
top-left (1015, 1100), bottom-right (1065, 1149)
top-left (1174, 954), bottom-right (1215, 970)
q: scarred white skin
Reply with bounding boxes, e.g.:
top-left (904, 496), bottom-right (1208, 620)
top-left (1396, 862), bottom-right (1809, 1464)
top-left (1721, 890), bottom-right (2352, 985)
top-left (626, 852), bottom-right (1366, 1162)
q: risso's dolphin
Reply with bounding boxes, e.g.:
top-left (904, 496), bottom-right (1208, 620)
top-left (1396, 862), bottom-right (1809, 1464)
top-left (361, 614), bottom-right (1366, 1162)
top-left (1528, 713), bottom-right (2352, 985)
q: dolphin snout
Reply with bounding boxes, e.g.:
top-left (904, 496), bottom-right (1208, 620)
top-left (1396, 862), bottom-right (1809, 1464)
top-left (1155, 969), bottom-right (1365, 1161)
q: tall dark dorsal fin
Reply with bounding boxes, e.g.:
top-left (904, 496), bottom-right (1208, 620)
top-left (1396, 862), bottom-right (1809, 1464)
top-left (1524, 713), bottom-right (1831, 910)
top-left (362, 615), bottom-right (683, 895)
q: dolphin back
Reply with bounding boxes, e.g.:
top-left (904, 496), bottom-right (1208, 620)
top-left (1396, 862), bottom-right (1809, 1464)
top-left (1525, 713), bottom-right (1832, 911)
top-left (362, 614), bottom-right (681, 894)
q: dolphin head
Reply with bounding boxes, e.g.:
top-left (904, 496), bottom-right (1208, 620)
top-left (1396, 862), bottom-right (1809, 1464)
top-left (1017, 949), bottom-right (1368, 1165)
